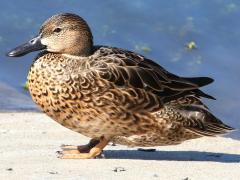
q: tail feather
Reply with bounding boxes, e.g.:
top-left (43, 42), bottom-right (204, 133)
top-left (184, 77), bottom-right (214, 87)
top-left (194, 89), bottom-right (216, 100)
top-left (178, 105), bottom-right (234, 136)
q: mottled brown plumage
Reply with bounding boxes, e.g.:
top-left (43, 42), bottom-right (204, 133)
top-left (7, 13), bottom-right (234, 158)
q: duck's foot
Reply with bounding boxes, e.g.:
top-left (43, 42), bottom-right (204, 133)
top-left (57, 138), bottom-right (108, 159)
top-left (60, 138), bottom-right (100, 153)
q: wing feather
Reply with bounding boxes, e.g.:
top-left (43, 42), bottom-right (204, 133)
top-left (92, 46), bottom-right (214, 102)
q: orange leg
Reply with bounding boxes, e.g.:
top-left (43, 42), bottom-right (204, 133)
top-left (60, 139), bottom-right (100, 153)
top-left (58, 138), bottom-right (109, 159)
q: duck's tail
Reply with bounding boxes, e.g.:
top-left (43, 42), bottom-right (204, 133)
top-left (184, 76), bottom-right (214, 87)
top-left (178, 105), bottom-right (234, 136)
top-left (169, 95), bottom-right (235, 136)
top-left (184, 76), bottom-right (216, 100)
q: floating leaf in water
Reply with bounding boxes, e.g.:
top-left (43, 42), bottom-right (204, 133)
top-left (141, 46), bottom-right (151, 53)
top-left (185, 41), bottom-right (197, 50)
top-left (23, 81), bottom-right (29, 91)
top-left (135, 44), bottom-right (151, 53)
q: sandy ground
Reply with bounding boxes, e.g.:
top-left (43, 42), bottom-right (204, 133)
top-left (0, 112), bottom-right (239, 180)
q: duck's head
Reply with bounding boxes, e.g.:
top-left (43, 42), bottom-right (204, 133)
top-left (7, 13), bottom-right (93, 57)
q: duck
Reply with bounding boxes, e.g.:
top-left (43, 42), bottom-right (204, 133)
top-left (7, 13), bottom-right (234, 159)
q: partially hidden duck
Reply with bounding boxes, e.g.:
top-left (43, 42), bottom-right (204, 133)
top-left (7, 13), bottom-right (234, 159)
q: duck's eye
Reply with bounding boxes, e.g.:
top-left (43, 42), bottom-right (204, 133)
top-left (53, 28), bottom-right (62, 33)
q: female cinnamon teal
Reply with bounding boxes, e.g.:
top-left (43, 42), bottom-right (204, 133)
top-left (7, 13), bottom-right (234, 159)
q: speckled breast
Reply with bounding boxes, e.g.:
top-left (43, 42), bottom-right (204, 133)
top-left (27, 53), bottom-right (141, 138)
top-left (27, 54), bottom-right (97, 136)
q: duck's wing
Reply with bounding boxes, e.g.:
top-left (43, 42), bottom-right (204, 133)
top-left (92, 46), bottom-right (215, 103)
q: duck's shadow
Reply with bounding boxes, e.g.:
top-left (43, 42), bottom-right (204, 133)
top-left (103, 150), bottom-right (240, 163)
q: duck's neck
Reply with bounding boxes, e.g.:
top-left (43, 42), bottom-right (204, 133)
top-left (66, 34), bottom-right (93, 57)
top-left (62, 53), bottom-right (90, 60)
